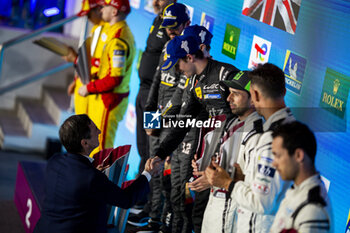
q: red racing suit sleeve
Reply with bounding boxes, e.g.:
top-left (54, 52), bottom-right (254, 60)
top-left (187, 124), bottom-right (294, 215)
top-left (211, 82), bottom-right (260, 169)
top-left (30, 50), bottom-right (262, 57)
top-left (87, 74), bottom-right (123, 93)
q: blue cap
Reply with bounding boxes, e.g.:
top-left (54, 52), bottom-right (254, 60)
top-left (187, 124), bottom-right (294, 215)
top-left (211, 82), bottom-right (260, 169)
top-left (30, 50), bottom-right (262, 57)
top-left (184, 25), bottom-right (213, 46)
top-left (161, 35), bottom-right (200, 71)
top-left (161, 3), bottom-right (190, 29)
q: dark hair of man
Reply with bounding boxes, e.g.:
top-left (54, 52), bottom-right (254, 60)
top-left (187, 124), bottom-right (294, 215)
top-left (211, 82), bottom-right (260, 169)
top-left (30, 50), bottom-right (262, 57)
top-left (194, 49), bottom-right (205, 59)
top-left (175, 21), bottom-right (188, 30)
top-left (179, 49), bottom-right (204, 63)
top-left (272, 121), bottom-right (317, 164)
top-left (248, 63), bottom-right (286, 99)
top-left (205, 44), bottom-right (211, 52)
top-left (59, 114), bottom-right (92, 154)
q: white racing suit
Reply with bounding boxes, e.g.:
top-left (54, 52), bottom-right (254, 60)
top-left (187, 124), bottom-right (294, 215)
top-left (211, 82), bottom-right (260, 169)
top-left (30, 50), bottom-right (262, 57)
top-left (201, 111), bottom-right (262, 233)
top-left (231, 108), bottom-right (295, 233)
top-left (270, 174), bottom-right (332, 233)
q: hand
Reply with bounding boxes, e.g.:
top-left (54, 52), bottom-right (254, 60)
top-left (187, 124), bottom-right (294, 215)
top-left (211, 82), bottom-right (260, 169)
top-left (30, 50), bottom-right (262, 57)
top-left (188, 171), bottom-right (210, 192)
top-left (145, 128), bottom-right (160, 136)
top-left (205, 161), bottom-right (232, 190)
top-left (150, 156), bottom-right (165, 170)
top-left (165, 156), bottom-right (171, 164)
top-left (191, 154), bottom-right (199, 173)
top-left (67, 80), bottom-right (76, 96)
top-left (233, 163), bottom-right (245, 183)
top-left (62, 47), bottom-right (78, 63)
top-left (78, 85), bottom-right (89, 97)
top-left (96, 164), bottom-right (110, 171)
top-left (145, 157), bottom-right (163, 176)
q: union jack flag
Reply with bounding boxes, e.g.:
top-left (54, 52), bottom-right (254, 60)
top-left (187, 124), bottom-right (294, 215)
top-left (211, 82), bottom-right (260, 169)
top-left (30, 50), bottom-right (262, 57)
top-left (242, 0), bottom-right (301, 34)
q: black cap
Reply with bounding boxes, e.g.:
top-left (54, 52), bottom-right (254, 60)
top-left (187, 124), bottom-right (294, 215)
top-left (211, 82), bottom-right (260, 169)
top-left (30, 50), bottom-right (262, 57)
top-left (220, 71), bottom-right (251, 93)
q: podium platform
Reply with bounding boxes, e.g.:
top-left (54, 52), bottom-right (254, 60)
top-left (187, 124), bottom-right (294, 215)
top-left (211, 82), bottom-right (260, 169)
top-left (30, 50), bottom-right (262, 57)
top-left (14, 161), bottom-right (46, 233)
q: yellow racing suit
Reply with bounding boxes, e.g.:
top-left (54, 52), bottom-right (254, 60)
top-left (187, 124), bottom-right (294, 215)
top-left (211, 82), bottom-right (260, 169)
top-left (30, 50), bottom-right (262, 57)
top-left (74, 21), bottom-right (105, 114)
top-left (86, 20), bottom-right (135, 156)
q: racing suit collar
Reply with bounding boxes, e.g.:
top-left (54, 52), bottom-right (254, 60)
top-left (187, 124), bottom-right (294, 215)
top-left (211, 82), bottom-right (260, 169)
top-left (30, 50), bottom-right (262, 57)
top-left (107, 19), bottom-right (126, 28)
top-left (293, 174), bottom-right (321, 191)
top-left (263, 107), bottom-right (292, 131)
top-left (244, 111), bottom-right (261, 126)
top-left (197, 58), bottom-right (213, 82)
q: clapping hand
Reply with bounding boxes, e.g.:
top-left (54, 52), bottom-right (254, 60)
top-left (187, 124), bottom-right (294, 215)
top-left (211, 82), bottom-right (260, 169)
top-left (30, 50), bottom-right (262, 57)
top-left (188, 171), bottom-right (210, 192)
top-left (233, 163), bottom-right (245, 183)
top-left (191, 154), bottom-right (199, 172)
top-left (205, 160), bottom-right (232, 190)
top-left (188, 154), bottom-right (211, 191)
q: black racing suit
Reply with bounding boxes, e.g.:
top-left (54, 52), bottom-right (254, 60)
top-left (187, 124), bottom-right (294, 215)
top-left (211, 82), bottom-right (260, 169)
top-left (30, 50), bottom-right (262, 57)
top-left (161, 76), bottom-right (203, 233)
top-left (136, 15), bottom-right (169, 176)
top-left (155, 59), bottom-right (240, 159)
top-left (144, 41), bottom-right (187, 227)
top-left (155, 59), bottom-right (240, 232)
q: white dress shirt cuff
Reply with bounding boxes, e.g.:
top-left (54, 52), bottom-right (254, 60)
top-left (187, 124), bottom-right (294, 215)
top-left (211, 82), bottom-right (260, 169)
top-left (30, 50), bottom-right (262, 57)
top-left (141, 171), bottom-right (152, 182)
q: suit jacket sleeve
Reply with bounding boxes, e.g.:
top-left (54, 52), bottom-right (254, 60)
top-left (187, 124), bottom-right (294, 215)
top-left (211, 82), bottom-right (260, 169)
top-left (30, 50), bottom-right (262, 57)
top-left (90, 171), bottom-right (150, 209)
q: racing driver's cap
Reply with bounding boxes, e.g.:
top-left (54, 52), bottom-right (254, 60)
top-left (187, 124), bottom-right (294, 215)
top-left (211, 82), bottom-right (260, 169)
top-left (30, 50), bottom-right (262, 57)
top-left (161, 35), bottom-right (200, 71)
top-left (77, 0), bottom-right (100, 17)
top-left (98, 0), bottom-right (131, 15)
top-left (183, 25), bottom-right (213, 46)
top-left (161, 3), bottom-right (190, 29)
top-left (220, 70), bottom-right (251, 95)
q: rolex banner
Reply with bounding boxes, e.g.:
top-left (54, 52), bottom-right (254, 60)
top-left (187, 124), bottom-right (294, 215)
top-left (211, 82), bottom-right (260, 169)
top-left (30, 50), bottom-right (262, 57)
top-left (319, 68), bottom-right (350, 119)
top-left (221, 23), bottom-right (240, 60)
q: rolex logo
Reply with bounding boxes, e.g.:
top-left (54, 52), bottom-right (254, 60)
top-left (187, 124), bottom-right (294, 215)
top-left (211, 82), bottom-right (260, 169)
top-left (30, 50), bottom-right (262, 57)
top-left (229, 31), bottom-right (234, 42)
top-left (333, 79), bottom-right (340, 95)
top-left (319, 68), bottom-right (349, 119)
top-left (222, 24), bottom-right (240, 60)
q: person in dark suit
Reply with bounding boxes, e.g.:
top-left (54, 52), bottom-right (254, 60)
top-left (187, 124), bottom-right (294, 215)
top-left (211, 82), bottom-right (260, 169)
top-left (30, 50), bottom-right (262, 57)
top-left (34, 114), bottom-right (161, 233)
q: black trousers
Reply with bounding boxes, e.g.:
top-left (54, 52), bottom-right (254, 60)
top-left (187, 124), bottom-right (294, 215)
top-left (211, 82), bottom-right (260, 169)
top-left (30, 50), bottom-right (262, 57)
top-left (171, 135), bottom-right (198, 233)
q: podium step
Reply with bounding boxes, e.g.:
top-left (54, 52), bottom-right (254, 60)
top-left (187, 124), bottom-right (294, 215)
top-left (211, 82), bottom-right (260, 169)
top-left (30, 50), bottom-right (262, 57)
top-left (0, 110), bottom-right (27, 137)
top-left (0, 88), bottom-right (72, 152)
top-left (0, 110), bottom-right (27, 149)
top-left (14, 161), bottom-right (47, 233)
top-left (18, 98), bottom-right (55, 126)
top-left (43, 87), bottom-right (72, 126)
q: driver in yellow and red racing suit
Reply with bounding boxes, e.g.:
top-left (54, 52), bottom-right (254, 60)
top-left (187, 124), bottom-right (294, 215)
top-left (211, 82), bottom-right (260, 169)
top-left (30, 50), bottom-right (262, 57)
top-left (64, 0), bottom-right (105, 115)
top-left (78, 0), bottom-right (135, 156)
